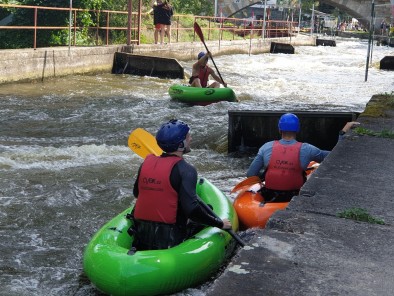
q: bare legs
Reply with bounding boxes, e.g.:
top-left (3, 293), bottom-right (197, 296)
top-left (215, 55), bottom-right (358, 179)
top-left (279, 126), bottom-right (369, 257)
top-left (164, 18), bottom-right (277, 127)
top-left (159, 24), bottom-right (165, 44)
top-left (165, 25), bottom-right (171, 44)
top-left (190, 78), bottom-right (220, 88)
top-left (154, 24), bottom-right (171, 45)
top-left (154, 28), bottom-right (159, 44)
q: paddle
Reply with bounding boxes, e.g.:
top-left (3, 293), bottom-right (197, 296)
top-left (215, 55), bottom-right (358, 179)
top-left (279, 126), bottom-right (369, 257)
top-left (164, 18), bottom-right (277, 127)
top-left (197, 198), bottom-right (245, 247)
top-left (128, 128), bottom-right (163, 158)
top-left (128, 128), bottom-right (245, 247)
top-left (193, 22), bottom-right (226, 87)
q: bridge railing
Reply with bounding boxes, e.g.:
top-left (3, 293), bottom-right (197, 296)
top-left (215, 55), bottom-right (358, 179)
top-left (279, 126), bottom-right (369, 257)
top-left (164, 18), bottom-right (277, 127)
top-left (194, 15), bottom-right (298, 41)
top-left (0, 3), bottom-right (298, 49)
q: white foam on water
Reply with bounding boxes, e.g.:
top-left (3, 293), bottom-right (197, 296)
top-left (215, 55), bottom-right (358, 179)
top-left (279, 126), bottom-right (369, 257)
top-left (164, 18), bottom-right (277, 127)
top-left (0, 144), bottom-right (134, 171)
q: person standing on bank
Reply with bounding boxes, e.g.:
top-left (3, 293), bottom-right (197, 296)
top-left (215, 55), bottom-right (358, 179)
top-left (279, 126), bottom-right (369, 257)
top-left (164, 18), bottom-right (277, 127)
top-left (151, 0), bottom-right (172, 44)
top-left (151, 0), bottom-right (162, 44)
top-left (131, 119), bottom-right (232, 250)
top-left (246, 113), bottom-right (359, 202)
top-left (189, 51), bottom-right (227, 88)
top-left (161, 0), bottom-right (173, 44)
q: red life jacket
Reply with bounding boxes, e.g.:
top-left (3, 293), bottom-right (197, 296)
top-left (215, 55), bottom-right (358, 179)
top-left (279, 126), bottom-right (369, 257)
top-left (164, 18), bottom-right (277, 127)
top-left (265, 141), bottom-right (304, 191)
top-left (134, 154), bottom-right (182, 224)
top-left (198, 66), bottom-right (209, 87)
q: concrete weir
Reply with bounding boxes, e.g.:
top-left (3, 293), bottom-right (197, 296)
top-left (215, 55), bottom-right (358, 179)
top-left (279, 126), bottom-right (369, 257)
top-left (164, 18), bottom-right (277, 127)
top-left (207, 95), bottom-right (394, 295)
top-left (270, 42), bottom-right (295, 54)
top-left (316, 38), bottom-right (336, 46)
top-left (112, 52), bottom-right (184, 79)
top-left (380, 56), bottom-right (394, 70)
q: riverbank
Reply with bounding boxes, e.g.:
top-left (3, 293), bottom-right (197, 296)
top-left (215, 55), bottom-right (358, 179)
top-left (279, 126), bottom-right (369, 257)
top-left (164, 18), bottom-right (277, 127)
top-left (0, 35), bottom-right (315, 84)
top-left (207, 94), bottom-right (394, 295)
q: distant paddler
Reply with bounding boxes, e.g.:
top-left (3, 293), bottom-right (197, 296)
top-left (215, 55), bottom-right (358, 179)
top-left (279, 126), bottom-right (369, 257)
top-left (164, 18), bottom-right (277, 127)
top-left (189, 51), bottom-right (227, 88)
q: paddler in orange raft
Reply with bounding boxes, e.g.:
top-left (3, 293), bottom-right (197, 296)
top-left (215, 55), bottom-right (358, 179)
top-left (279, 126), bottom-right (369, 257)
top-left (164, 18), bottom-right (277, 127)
top-left (234, 114), bottom-right (360, 228)
top-left (246, 113), bottom-right (330, 202)
top-left (246, 113), bottom-right (360, 202)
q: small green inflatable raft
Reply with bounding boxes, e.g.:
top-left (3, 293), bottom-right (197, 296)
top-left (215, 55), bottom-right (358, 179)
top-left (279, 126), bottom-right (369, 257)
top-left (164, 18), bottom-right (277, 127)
top-left (169, 84), bottom-right (237, 105)
top-left (83, 178), bottom-right (239, 296)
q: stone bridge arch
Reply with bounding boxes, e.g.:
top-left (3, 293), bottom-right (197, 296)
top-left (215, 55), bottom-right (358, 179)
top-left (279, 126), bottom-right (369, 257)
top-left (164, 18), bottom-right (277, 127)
top-left (218, 0), bottom-right (392, 27)
top-left (218, 0), bottom-right (261, 18)
top-left (321, 0), bottom-right (391, 27)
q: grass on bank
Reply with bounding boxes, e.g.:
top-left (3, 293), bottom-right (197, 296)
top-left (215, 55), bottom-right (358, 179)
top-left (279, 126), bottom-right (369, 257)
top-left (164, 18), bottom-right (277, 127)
top-left (354, 92), bottom-right (394, 138)
top-left (354, 127), bottom-right (394, 139)
top-left (337, 208), bottom-right (385, 225)
top-left (361, 92), bottom-right (394, 118)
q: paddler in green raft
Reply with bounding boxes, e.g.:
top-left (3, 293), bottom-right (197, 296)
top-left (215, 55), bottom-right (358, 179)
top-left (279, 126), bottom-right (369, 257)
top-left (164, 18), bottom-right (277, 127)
top-left (189, 51), bottom-right (227, 88)
top-left (83, 120), bottom-right (244, 296)
top-left (131, 119), bottom-right (232, 250)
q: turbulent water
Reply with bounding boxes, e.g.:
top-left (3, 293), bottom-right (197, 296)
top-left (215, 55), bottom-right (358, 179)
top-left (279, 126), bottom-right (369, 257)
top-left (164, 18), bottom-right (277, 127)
top-left (0, 39), bottom-right (393, 296)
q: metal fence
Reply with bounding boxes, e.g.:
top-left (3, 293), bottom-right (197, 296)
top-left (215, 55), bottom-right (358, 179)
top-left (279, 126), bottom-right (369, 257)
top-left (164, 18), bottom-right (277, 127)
top-left (0, 3), bottom-right (298, 49)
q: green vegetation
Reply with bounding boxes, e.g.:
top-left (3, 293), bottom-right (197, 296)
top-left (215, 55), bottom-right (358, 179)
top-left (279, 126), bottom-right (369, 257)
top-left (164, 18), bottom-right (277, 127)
top-left (361, 93), bottom-right (394, 118)
top-left (171, 0), bottom-right (214, 16)
top-left (354, 127), bottom-right (394, 139)
top-left (355, 92), bottom-right (394, 139)
top-left (383, 92), bottom-right (394, 107)
top-left (337, 208), bottom-right (385, 225)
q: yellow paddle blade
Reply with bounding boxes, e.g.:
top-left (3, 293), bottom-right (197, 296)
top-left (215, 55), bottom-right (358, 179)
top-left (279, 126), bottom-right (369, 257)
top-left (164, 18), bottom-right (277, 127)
top-left (128, 128), bottom-right (163, 159)
top-left (231, 176), bottom-right (262, 193)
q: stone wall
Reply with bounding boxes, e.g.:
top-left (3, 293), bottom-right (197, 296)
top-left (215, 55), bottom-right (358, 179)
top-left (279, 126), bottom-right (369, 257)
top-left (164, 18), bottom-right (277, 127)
top-left (0, 36), bottom-right (315, 84)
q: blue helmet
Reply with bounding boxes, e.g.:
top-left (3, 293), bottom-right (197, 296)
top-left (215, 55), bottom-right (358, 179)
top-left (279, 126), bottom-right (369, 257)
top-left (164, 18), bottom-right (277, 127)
top-left (278, 113), bottom-right (300, 132)
top-left (156, 119), bottom-right (190, 152)
top-left (198, 52), bottom-right (205, 60)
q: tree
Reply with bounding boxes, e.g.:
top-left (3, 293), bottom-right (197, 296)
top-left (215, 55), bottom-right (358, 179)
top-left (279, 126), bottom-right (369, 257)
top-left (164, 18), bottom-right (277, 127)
top-left (0, 0), bottom-right (132, 48)
top-left (171, 0), bottom-right (214, 16)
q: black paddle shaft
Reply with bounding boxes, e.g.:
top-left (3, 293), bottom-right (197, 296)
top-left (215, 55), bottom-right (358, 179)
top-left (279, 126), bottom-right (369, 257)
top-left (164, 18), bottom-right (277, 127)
top-left (198, 198), bottom-right (245, 247)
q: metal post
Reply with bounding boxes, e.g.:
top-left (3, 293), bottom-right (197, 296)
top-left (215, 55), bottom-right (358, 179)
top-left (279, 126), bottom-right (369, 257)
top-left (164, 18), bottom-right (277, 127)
top-left (290, 9), bottom-right (293, 42)
top-left (137, 0), bottom-right (142, 45)
top-left (298, 0), bottom-right (302, 34)
top-left (106, 12), bottom-right (109, 45)
top-left (370, 5), bottom-right (376, 66)
top-left (68, 0), bottom-right (72, 55)
top-left (214, 0), bottom-right (218, 19)
top-left (34, 8), bottom-right (37, 49)
top-left (249, 10), bottom-right (254, 55)
top-left (219, 11), bottom-right (223, 49)
top-left (365, 0), bottom-right (375, 82)
top-left (310, 4), bottom-right (314, 36)
top-left (127, 0), bottom-right (131, 45)
top-left (262, 0), bottom-right (267, 40)
top-left (392, 0), bottom-right (394, 29)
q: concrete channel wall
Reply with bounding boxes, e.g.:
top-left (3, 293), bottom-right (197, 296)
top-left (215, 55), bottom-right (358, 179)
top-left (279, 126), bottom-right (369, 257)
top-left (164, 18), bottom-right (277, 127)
top-left (0, 36), bottom-right (316, 84)
top-left (0, 46), bottom-right (122, 84)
